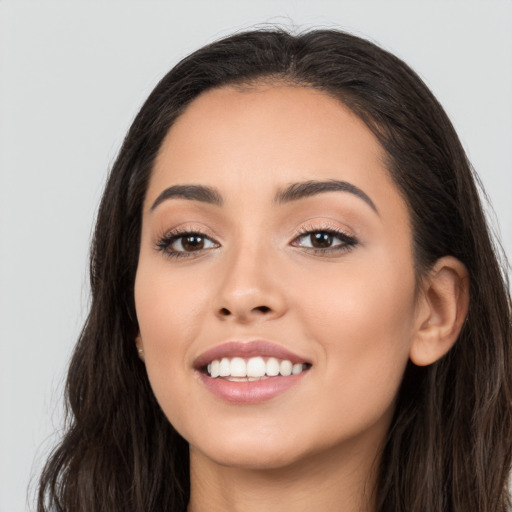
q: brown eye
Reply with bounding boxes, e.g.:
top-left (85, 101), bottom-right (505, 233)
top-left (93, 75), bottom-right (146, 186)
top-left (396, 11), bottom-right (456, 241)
top-left (156, 231), bottom-right (219, 258)
top-left (180, 235), bottom-right (205, 251)
top-left (292, 228), bottom-right (358, 253)
top-left (310, 232), bottom-right (333, 248)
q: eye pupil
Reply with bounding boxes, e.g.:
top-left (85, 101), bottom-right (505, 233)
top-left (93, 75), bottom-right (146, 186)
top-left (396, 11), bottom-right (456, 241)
top-left (182, 235), bottom-right (204, 251)
top-left (311, 232), bottom-right (333, 248)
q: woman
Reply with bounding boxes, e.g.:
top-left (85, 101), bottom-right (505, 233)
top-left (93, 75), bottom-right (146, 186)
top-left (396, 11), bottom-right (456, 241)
top-left (37, 28), bottom-right (512, 512)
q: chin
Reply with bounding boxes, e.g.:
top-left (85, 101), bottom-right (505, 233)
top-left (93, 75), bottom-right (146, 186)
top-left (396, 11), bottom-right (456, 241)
top-left (188, 424), bottom-right (310, 471)
top-left (197, 443), bottom-right (306, 471)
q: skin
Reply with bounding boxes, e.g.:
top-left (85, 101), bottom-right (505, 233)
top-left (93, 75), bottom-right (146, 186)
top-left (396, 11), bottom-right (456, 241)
top-left (134, 85), bottom-right (469, 512)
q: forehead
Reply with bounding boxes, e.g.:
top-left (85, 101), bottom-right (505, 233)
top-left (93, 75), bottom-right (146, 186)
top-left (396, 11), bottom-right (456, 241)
top-left (156, 85), bottom-right (384, 172)
top-left (148, 85), bottom-right (404, 220)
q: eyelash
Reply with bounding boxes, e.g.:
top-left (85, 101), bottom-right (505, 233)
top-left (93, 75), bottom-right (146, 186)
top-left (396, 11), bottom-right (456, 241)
top-left (291, 224), bottom-right (358, 255)
top-left (155, 225), bottom-right (358, 259)
top-left (155, 227), bottom-right (219, 260)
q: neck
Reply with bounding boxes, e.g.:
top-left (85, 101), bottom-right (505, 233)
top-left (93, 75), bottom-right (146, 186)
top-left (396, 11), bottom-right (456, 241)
top-left (187, 439), bottom-right (381, 512)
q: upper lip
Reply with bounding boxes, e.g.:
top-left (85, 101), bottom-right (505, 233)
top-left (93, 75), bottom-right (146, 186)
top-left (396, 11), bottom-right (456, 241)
top-left (193, 340), bottom-right (312, 369)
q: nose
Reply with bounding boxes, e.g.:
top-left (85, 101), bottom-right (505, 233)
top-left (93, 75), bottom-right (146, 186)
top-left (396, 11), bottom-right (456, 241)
top-left (214, 243), bottom-right (287, 323)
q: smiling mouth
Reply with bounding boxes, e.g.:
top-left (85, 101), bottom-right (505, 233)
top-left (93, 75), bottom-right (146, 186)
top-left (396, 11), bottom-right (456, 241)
top-left (203, 356), bottom-right (312, 381)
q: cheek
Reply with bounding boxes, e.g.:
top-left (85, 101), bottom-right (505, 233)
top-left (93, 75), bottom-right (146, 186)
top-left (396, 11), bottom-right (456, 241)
top-left (134, 262), bottom-right (207, 394)
top-left (292, 256), bottom-right (416, 429)
top-left (296, 251), bottom-right (416, 341)
top-left (135, 253), bottom-right (213, 331)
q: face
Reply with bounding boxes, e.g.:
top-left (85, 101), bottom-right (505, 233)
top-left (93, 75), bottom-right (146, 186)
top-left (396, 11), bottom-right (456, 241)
top-left (134, 85), bottom-right (419, 471)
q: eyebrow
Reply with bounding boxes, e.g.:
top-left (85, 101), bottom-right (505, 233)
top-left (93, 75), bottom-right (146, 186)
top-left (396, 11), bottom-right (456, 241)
top-left (150, 179), bottom-right (378, 214)
top-left (274, 179), bottom-right (378, 214)
top-left (151, 184), bottom-right (223, 211)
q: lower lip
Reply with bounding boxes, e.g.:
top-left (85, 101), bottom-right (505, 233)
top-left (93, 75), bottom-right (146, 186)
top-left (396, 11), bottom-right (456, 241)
top-left (197, 371), bottom-right (308, 404)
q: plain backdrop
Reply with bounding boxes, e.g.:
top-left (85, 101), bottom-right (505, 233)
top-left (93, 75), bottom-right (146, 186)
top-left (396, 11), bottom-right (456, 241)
top-left (0, 2), bottom-right (511, 511)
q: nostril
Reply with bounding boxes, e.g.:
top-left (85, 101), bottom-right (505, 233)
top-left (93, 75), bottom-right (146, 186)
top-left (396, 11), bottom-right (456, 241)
top-left (217, 305), bottom-right (272, 319)
top-left (254, 305), bottom-right (271, 314)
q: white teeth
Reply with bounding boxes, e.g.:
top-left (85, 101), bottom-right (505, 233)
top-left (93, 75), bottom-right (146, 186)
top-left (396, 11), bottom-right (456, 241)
top-left (210, 360), bottom-right (220, 378)
top-left (280, 360), bottom-right (293, 376)
top-left (219, 357), bottom-right (230, 377)
top-left (292, 363), bottom-right (303, 375)
top-left (230, 357), bottom-right (246, 377)
top-left (205, 356), bottom-right (308, 378)
top-left (266, 357), bottom-right (280, 376)
top-left (247, 356), bottom-right (266, 377)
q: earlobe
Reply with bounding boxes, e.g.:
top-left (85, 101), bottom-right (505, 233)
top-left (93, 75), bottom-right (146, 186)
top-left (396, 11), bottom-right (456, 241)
top-left (409, 256), bottom-right (469, 367)
top-left (135, 333), bottom-right (145, 362)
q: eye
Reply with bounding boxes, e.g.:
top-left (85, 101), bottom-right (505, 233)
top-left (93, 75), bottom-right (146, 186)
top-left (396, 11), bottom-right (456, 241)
top-left (291, 227), bottom-right (357, 253)
top-left (299, 232), bottom-right (337, 249)
top-left (156, 230), bottom-right (219, 258)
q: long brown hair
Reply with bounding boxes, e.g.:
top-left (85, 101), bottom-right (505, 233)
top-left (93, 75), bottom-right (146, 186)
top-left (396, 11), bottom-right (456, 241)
top-left (37, 28), bottom-right (512, 512)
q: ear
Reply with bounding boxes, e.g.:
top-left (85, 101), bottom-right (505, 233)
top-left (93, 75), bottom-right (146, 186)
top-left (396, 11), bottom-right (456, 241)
top-left (135, 332), bottom-right (145, 362)
top-left (409, 256), bottom-right (469, 366)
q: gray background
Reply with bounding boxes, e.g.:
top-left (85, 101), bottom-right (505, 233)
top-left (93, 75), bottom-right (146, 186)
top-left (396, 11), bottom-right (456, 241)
top-left (1, 1), bottom-right (511, 511)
